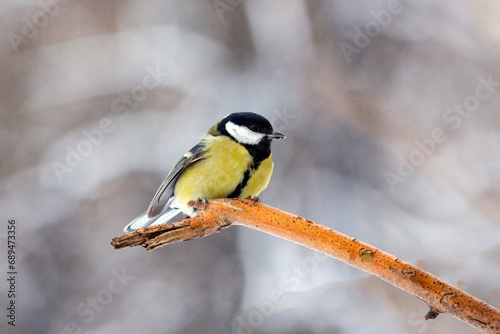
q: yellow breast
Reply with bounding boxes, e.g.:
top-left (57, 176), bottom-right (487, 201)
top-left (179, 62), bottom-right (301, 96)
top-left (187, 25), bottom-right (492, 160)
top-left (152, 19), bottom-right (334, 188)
top-left (173, 136), bottom-right (274, 215)
top-left (239, 155), bottom-right (273, 199)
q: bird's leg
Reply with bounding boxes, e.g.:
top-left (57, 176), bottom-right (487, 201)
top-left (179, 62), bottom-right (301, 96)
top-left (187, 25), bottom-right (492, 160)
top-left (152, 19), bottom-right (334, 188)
top-left (196, 197), bottom-right (208, 210)
top-left (246, 196), bottom-right (261, 204)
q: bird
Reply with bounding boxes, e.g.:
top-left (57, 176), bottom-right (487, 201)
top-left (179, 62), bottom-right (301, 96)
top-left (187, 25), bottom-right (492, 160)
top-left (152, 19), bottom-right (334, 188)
top-left (123, 112), bottom-right (285, 232)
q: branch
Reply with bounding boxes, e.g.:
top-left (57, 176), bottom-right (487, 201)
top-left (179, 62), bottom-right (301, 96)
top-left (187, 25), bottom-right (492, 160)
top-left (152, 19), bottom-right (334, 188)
top-left (111, 199), bottom-right (500, 333)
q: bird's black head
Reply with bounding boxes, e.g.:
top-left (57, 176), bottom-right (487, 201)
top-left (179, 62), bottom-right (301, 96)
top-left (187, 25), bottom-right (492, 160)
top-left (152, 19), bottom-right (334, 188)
top-left (216, 112), bottom-right (285, 145)
top-left (214, 112), bottom-right (285, 164)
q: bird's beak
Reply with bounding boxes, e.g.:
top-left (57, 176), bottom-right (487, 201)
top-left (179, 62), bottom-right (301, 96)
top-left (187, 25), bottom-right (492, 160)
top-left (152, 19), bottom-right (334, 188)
top-left (267, 131), bottom-right (286, 140)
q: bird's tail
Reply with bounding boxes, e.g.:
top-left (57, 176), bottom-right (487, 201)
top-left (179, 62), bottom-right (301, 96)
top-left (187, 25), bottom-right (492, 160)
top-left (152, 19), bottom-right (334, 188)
top-left (123, 208), bottom-right (184, 233)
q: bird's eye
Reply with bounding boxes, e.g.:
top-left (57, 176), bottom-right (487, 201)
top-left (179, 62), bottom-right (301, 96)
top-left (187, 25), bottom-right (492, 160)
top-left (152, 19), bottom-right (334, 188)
top-left (249, 125), bottom-right (258, 132)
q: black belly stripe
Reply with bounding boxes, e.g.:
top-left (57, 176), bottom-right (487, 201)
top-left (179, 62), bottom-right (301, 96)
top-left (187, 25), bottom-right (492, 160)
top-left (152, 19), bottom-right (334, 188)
top-left (227, 150), bottom-right (267, 198)
top-left (228, 169), bottom-right (252, 198)
top-left (243, 142), bottom-right (271, 165)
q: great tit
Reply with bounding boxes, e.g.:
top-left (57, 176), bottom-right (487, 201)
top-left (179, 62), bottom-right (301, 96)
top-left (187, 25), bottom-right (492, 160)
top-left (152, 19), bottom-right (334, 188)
top-left (124, 112), bottom-right (285, 232)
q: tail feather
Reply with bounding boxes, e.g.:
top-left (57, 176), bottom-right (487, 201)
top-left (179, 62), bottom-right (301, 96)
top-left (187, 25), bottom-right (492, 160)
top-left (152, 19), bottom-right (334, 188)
top-left (123, 208), bottom-right (184, 233)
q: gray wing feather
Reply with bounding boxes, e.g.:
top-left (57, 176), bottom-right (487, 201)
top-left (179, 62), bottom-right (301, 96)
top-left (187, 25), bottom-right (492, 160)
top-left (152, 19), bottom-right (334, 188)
top-left (124, 208), bottom-right (184, 232)
top-left (147, 143), bottom-right (206, 218)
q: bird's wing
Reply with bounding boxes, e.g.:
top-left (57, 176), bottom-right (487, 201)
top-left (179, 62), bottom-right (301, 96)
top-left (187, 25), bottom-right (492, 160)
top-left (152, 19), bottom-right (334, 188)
top-left (147, 143), bottom-right (206, 218)
top-left (124, 208), bottom-right (184, 233)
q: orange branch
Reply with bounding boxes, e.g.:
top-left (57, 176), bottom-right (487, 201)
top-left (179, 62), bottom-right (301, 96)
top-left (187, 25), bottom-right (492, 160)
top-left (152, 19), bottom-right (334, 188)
top-left (111, 199), bottom-right (500, 333)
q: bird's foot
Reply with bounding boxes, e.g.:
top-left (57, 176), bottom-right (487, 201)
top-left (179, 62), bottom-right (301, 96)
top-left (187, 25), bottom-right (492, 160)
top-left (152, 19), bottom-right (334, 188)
top-left (246, 196), bottom-right (261, 204)
top-left (196, 197), bottom-right (208, 210)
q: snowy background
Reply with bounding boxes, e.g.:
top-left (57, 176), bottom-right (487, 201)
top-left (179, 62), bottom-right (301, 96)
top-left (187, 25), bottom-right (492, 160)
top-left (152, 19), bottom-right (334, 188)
top-left (1, 0), bottom-right (500, 333)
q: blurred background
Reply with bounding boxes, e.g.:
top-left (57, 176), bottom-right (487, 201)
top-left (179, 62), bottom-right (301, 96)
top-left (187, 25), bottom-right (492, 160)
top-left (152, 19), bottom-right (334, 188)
top-left (1, 0), bottom-right (500, 333)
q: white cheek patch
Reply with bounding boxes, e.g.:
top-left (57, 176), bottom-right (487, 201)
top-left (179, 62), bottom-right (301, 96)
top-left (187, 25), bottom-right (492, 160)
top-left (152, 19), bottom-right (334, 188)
top-left (225, 121), bottom-right (265, 145)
